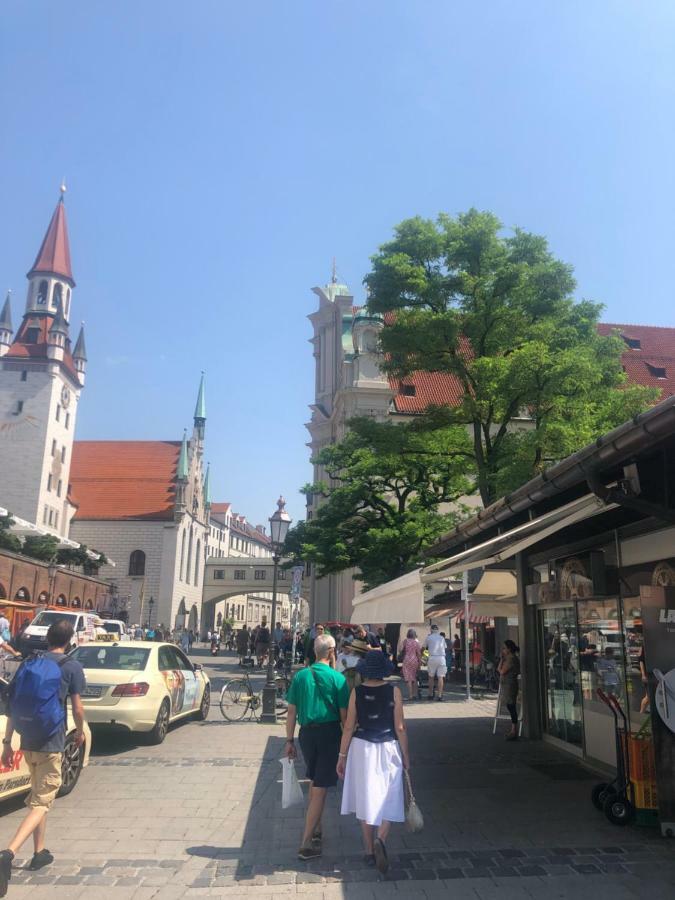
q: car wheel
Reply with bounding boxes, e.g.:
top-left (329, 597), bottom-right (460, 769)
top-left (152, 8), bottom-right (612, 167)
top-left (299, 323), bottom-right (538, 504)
top-left (195, 685), bottom-right (211, 721)
top-left (148, 699), bottom-right (171, 745)
top-left (57, 732), bottom-right (84, 797)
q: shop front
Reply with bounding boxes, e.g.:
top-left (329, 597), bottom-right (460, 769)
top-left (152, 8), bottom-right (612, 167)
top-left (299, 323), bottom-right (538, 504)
top-left (424, 393), bottom-right (675, 836)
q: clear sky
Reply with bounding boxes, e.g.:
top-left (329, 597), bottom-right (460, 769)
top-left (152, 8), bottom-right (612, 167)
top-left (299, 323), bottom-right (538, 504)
top-left (2, 1), bottom-right (674, 526)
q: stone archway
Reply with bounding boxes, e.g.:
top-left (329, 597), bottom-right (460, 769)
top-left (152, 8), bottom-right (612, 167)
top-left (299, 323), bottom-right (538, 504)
top-left (175, 598), bottom-right (187, 630)
top-left (188, 604), bottom-right (199, 633)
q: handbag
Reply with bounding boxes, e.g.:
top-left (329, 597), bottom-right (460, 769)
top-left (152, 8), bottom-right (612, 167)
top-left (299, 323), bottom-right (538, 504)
top-left (403, 769), bottom-right (424, 833)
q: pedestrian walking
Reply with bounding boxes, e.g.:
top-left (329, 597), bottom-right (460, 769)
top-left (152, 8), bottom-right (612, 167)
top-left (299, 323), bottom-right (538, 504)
top-left (497, 640), bottom-right (521, 740)
top-left (304, 624), bottom-right (324, 666)
top-left (452, 633), bottom-right (461, 670)
top-left (424, 624), bottom-right (447, 701)
top-left (337, 649), bottom-right (409, 875)
top-left (0, 620), bottom-right (86, 894)
top-left (255, 620), bottom-right (270, 667)
top-left (284, 634), bottom-right (349, 861)
top-left (236, 625), bottom-right (250, 664)
top-left (180, 628), bottom-right (190, 654)
top-left (398, 629), bottom-right (422, 700)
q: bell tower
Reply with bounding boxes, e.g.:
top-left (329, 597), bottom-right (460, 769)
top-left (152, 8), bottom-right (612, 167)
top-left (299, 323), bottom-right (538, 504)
top-left (0, 188), bottom-right (87, 537)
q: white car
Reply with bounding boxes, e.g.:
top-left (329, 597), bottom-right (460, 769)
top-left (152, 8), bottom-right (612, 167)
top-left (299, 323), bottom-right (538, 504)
top-left (0, 683), bottom-right (91, 803)
top-left (71, 641), bottom-right (210, 744)
top-left (100, 619), bottom-right (129, 641)
top-left (21, 610), bottom-right (105, 654)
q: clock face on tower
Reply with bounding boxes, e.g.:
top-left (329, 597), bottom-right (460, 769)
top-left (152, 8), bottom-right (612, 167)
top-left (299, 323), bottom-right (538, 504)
top-left (61, 386), bottom-right (71, 409)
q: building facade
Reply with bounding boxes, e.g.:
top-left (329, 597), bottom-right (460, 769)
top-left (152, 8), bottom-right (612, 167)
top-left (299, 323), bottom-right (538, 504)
top-left (69, 379), bottom-right (210, 632)
top-left (0, 189), bottom-right (87, 538)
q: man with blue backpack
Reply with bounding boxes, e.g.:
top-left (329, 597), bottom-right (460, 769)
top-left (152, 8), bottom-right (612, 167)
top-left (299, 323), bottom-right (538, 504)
top-left (0, 620), bottom-right (86, 896)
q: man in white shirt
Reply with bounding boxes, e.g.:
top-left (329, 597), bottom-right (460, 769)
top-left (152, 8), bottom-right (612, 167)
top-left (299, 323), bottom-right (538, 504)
top-left (424, 624), bottom-right (447, 701)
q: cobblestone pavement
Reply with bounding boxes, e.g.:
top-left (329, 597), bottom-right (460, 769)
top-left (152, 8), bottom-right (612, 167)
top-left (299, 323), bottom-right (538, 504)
top-left (0, 648), bottom-right (673, 899)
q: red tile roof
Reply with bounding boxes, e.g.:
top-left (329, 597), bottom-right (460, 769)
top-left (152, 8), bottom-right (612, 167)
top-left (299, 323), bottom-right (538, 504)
top-left (5, 315), bottom-right (81, 384)
top-left (29, 198), bottom-right (73, 283)
top-left (388, 322), bottom-right (675, 413)
top-left (598, 324), bottom-right (675, 399)
top-left (70, 441), bottom-right (180, 520)
top-left (210, 502), bottom-right (231, 514)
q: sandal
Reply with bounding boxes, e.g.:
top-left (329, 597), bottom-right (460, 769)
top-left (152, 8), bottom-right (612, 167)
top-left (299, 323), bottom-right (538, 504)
top-left (373, 838), bottom-right (389, 874)
top-left (298, 845), bottom-right (322, 861)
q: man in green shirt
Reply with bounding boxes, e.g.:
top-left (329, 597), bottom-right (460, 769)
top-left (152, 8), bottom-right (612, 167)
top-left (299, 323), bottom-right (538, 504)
top-left (285, 634), bottom-right (349, 860)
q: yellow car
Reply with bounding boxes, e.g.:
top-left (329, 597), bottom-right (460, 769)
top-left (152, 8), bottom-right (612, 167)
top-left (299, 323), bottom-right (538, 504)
top-left (71, 641), bottom-right (210, 744)
top-left (0, 689), bottom-right (91, 803)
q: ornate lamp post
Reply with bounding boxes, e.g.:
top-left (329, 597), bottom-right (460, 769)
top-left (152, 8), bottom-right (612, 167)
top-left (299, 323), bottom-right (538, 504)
top-left (260, 497), bottom-right (292, 723)
top-left (47, 560), bottom-right (59, 605)
top-left (147, 597), bottom-right (155, 629)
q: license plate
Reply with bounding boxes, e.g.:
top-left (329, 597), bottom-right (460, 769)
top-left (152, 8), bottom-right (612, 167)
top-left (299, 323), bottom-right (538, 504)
top-left (83, 685), bottom-right (103, 698)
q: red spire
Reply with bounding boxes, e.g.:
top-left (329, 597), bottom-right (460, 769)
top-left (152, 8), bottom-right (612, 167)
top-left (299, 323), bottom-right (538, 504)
top-left (28, 192), bottom-right (74, 284)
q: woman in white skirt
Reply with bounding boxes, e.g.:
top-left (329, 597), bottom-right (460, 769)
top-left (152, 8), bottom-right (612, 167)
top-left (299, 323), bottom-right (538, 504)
top-left (336, 649), bottom-right (409, 874)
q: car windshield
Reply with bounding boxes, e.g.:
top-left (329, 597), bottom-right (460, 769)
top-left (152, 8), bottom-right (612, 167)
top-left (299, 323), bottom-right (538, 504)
top-left (32, 611), bottom-right (76, 627)
top-left (71, 647), bottom-right (150, 671)
top-left (102, 623), bottom-right (121, 634)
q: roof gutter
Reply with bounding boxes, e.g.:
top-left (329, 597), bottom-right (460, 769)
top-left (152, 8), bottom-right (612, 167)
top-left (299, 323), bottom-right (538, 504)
top-left (429, 393), bottom-right (675, 557)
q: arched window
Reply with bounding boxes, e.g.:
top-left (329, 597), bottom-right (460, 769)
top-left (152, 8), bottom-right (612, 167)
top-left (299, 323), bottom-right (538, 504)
top-left (38, 591), bottom-right (49, 603)
top-left (56, 594), bottom-right (67, 606)
top-left (194, 539), bottom-right (201, 586)
top-left (14, 587), bottom-right (30, 602)
top-left (128, 550), bottom-right (146, 577)
top-left (71, 596), bottom-right (81, 608)
top-left (37, 280), bottom-right (48, 305)
top-left (53, 283), bottom-right (63, 308)
top-left (180, 530), bottom-right (186, 581)
top-left (0, 583), bottom-right (6, 600)
top-left (85, 599), bottom-right (93, 610)
top-left (66, 288), bottom-right (71, 318)
top-left (186, 527), bottom-right (193, 583)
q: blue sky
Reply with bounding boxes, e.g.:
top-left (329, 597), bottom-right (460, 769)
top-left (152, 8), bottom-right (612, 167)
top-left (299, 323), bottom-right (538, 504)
top-left (2, 1), bottom-right (674, 526)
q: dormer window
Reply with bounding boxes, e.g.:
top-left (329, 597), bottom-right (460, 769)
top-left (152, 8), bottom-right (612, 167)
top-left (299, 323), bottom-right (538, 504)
top-left (24, 327), bottom-right (40, 344)
top-left (647, 363), bottom-right (667, 380)
top-left (622, 334), bottom-right (641, 350)
top-left (401, 383), bottom-right (416, 397)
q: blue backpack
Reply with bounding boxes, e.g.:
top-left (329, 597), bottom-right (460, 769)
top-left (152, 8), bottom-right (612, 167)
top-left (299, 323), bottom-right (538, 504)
top-left (9, 654), bottom-right (68, 746)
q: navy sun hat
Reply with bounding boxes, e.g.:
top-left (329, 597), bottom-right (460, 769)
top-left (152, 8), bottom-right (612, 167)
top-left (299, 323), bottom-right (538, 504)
top-left (358, 649), bottom-right (394, 680)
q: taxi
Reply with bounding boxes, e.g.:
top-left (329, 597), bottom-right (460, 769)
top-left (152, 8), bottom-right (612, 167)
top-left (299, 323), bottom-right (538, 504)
top-left (0, 681), bottom-right (91, 803)
top-left (71, 641), bottom-right (210, 744)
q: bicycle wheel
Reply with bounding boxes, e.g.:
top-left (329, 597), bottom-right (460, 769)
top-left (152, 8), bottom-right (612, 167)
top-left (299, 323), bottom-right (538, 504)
top-left (220, 679), bottom-right (252, 721)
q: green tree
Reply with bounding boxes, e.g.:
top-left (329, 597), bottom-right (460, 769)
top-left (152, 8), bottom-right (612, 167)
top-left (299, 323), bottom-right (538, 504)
top-left (0, 515), bottom-right (21, 553)
top-left (285, 417), bottom-right (472, 590)
top-left (365, 210), bottom-right (657, 505)
top-left (22, 534), bottom-right (60, 562)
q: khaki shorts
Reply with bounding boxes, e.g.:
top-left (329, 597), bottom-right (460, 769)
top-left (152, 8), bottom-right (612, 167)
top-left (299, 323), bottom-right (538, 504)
top-left (427, 656), bottom-right (447, 678)
top-left (23, 751), bottom-right (62, 811)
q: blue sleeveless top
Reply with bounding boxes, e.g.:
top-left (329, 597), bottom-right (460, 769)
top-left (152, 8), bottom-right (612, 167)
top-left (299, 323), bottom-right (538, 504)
top-left (354, 683), bottom-right (396, 744)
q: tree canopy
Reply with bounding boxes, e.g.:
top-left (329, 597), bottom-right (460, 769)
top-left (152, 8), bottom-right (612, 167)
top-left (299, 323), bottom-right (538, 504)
top-left (285, 416), bottom-right (471, 590)
top-left (365, 210), bottom-right (656, 505)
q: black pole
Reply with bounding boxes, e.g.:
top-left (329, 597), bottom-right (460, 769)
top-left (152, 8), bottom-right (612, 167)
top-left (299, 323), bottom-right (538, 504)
top-left (260, 550), bottom-right (280, 722)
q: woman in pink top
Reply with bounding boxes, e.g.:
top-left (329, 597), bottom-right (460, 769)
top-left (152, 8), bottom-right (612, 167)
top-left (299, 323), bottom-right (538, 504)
top-left (399, 629), bottom-right (422, 700)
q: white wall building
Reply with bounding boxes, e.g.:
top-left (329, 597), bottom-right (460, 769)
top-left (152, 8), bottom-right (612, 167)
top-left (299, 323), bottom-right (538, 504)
top-left (69, 378), bottom-right (210, 632)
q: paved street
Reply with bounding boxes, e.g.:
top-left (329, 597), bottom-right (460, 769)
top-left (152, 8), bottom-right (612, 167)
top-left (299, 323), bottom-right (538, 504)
top-left (0, 648), bottom-right (673, 899)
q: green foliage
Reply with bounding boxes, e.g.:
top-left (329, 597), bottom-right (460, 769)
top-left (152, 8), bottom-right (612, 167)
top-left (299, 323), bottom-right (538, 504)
top-left (22, 534), bottom-right (60, 562)
top-left (365, 210), bottom-right (658, 504)
top-left (57, 545), bottom-right (108, 574)
top-left (0, 514), bottom-right (21, 553)
top-left (285, 417), bottom-right (472, 589)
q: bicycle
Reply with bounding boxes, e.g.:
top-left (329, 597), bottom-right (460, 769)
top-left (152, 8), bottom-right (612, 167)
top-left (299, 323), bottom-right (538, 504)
top-left (219, 669), bottom-right (289, 722)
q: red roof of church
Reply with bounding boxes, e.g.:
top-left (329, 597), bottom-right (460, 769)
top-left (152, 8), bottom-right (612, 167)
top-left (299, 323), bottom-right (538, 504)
top-left (29, 197), bottom-right (73, 283)
top-left (70, 441), bottom-right (180, 520)
top-left (388, 322), bottom-right (675, 413)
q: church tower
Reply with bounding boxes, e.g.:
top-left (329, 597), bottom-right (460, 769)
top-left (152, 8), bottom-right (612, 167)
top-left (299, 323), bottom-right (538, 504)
top-left (0, 187), bottom-right (87, 537)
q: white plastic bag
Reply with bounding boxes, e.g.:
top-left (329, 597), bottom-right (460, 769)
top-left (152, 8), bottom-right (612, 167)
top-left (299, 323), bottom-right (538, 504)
top-left (280, 757), bottom-right (304, 809)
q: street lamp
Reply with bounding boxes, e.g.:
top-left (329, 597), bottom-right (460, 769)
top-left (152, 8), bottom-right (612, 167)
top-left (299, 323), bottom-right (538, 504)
top-left (261, 496), bottom-right (292, 723)
top-left (47, 559), bottom-right (59, 605)
top-left (147, 597), bottom-right (155, 629)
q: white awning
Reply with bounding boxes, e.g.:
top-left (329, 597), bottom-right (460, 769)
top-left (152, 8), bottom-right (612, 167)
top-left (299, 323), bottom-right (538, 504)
top-left (472, 570), bottom-right (517, 599)
top-left (422, 494), bottom-right (615, 581)
top-left (351, 568), bottom-right (428, 625)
